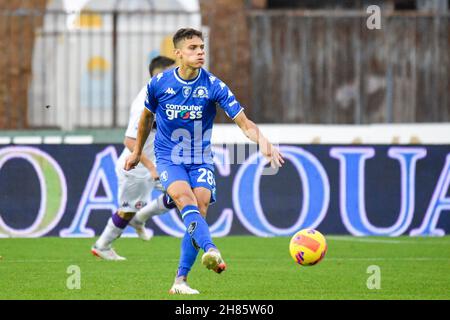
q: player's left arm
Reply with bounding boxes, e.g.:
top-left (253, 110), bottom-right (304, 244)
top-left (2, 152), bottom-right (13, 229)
top-left (213, 77), bottom-right (284, 168)
top-left (234, 111), bottom-right (284, 168)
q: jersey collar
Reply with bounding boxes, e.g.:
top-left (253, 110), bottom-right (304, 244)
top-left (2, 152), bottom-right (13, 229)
top-left (173, 67), bottom-right (202, 85)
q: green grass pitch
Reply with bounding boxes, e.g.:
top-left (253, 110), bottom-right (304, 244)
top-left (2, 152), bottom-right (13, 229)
top-left (0, 236), bottom-right (449, 300)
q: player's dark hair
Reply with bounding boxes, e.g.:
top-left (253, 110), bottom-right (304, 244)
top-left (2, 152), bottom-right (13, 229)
top-left (172, 28), bottom-right (203, 48)
top-left (149, 56), bottom-right (175, 76)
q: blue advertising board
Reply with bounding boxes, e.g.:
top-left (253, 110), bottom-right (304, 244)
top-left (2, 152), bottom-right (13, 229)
top-left (0, 144), bottom-right (449, 237)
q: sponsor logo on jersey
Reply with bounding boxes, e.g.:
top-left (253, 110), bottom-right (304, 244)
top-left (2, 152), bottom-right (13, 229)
top-left (165, 87), bottom-right (176, 95)
top-left (228, 89), bottom-right (234, 97)
top-left (165, 104), bottom-right (203, 120)
top-left (209, 75), bottom-right (216, 83)
top-left (219, 82), bottom-right (226, 90)
top-left (182, 86), bottom-right (192, 98)
top-left (193, 86), bottom-right (208, 98)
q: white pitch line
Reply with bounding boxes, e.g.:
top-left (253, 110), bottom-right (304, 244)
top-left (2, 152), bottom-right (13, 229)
top-left (0, 259), bottom-right (179, 263)
top-left (327, 257), bottom-right (450, 261)
top-left (327, 236), bottom-right (450, 245)
top-left (1, 257), bottom-right (449, 263)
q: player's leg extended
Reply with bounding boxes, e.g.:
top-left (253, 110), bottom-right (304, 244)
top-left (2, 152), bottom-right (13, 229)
top-left (129, 193), bottom-right (176, 236)
top-left (169, 179), bottom-right (226, 276)
top-left (168, 181), bottom-right (217, 253)
top-left (92, 169), bottom-right (147, 259)
top-left (157, 164), bottom-right (201, 294)
top-left (163, 181), bottom-right (200, 294)
top-left (193, 187), bottom-right (226, 274)
top-left (92, 210), bottom-right (134, 261)
top-left (175, 187), bottom-right (210, 280)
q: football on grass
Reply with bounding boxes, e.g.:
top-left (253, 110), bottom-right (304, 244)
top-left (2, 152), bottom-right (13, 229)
top-left (289, 229), bottom-right (327, 266)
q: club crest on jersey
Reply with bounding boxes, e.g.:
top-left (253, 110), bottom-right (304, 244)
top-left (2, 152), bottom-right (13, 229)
top-left (193, 86), bottom-right (209, 98)
top-left (182, 86), bottom-right (192, 98)
top-left (135, 201), bottom-right (146, 210)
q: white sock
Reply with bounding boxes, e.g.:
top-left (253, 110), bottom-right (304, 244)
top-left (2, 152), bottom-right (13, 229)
top-left (131, 194), bottom-right (168, 226)
top-left (95, 218), bottom-right (124, 249)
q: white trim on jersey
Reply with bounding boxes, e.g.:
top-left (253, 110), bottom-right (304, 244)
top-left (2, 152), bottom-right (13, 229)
top-left (173, 67), bottom-right (203, 85)
top-left (231, 108), bottom-right (244, 121)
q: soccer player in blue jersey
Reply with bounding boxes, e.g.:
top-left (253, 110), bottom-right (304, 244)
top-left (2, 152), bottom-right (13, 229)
top-left (125, 28), bottom-right (284, 294)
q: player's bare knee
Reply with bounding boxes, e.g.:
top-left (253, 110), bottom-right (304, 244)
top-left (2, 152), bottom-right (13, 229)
top-left (170, 192), bottom-right (197, 209)
top-left (168, 182), bottom-right (197, 208)
top-left (178, 194), bottom-right (198, 208)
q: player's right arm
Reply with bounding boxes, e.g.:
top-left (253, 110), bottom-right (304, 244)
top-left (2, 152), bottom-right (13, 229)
top-left (124, 109), bottom-right (153, 170)
top-left (125, 79), bottom-right (158, 171)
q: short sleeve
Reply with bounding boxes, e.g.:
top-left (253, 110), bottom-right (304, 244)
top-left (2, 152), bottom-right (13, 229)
top-left (124, 112), bottom-right (139, 139)
top-left (213, 80), bottom-right (244, 120)
top-left (125, 86), bottom-right (147, 139)
top-left (144, 77), bottom-right (158, 113)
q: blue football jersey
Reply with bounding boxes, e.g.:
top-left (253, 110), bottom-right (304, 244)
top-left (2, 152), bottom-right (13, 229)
top-left (144, 67), bottom-right (244, 164)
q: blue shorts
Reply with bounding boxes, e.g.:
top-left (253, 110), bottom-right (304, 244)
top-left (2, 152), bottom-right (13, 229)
top-left (157, 160), bottom-right (217, 204)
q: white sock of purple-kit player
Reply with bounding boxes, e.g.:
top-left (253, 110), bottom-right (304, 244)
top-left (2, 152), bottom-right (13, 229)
top-left (95, 213), bottom-right (129, 249)
top-left (130, 193), bottom-right (176, 226)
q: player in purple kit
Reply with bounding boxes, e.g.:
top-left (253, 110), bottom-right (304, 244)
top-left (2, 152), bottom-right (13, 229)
top-left (125, 28), bottom-right (284, 294)
top-left (92, 56), bottom-right (176, 260)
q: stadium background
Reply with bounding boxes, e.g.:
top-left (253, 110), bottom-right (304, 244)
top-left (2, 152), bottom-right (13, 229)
top-left (0, 0), bottom-right (449, 238)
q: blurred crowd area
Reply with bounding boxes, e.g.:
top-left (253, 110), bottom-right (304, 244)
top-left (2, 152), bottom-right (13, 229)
top-left (0, 0), bottom-right (449, 130)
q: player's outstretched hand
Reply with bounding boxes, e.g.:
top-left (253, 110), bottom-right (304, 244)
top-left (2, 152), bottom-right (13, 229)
top-left (124, 152), bottom-right (140, 171)
top-left (270, 146), bottom-right (285, 168)
top-left (262, 144), bottom-right (284, 169)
